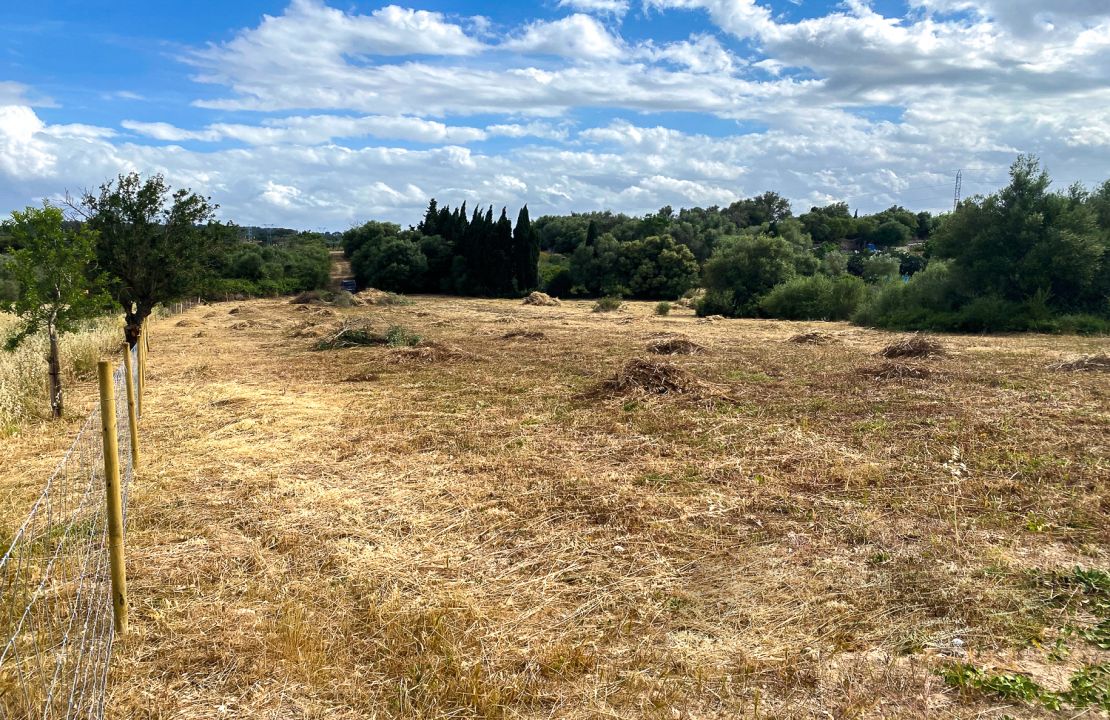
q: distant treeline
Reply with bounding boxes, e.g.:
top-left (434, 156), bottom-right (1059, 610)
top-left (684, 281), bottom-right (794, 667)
top-left (341, 155), bottom-right (1109, 334)
top-left (1, 218), bottom-right (332, 303)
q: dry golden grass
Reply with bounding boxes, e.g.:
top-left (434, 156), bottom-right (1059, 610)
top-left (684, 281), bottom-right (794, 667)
top-left (2, 297), bottom-right (1108, 718)
top-left (0, 314), bottom-right (124, 432)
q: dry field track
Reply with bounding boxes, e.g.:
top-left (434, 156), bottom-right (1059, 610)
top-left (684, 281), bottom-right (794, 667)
top-left (4, 296), bottom-right (1108, 718)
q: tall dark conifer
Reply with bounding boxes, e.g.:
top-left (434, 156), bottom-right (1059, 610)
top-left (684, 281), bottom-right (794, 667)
top-left (513, 205), bottom-right (539, 293)
top-left (418, 198), bottom-right (439, 236)
top-left (585, 219), bottom-right (599, 246)
top-left (495, 207), bottom-right (513, 295)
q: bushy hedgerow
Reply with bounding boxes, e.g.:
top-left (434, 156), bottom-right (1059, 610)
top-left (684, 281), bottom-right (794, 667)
top-left (759, 274), bottom-right (867, 320)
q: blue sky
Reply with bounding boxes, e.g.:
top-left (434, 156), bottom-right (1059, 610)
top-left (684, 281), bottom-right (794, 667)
top-left (2, 0), bottom-right (1109, 228)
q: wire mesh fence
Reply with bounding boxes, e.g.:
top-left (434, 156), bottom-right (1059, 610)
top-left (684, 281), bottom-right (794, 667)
top-left (0, 345), bottom-right (138, 719)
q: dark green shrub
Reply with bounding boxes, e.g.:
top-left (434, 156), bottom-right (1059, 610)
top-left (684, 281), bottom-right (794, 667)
top-left (655, 301), bottom-right (671, 316)
top-left (593, 296), bottom-right (623, 313)
top-left (759, 274), bottom-right (866, 320)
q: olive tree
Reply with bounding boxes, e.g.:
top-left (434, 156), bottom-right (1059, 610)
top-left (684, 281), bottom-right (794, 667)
top-left (79, 173), bottom-right (216, 347)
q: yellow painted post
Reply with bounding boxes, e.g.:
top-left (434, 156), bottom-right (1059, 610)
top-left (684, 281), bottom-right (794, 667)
top-left (122, 346), bottom-right (140, 473)
top-left (97, 361), bottom-right (129, 636)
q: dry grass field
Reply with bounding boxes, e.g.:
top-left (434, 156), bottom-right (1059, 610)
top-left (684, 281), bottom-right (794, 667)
top-left (3, 296), bottom-right (1108, 718)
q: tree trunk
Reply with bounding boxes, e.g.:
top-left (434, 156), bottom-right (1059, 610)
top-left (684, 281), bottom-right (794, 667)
top-left (124, 303), bottom-right (151, 349)
top-left (47, 323), bottom-right (63, 419)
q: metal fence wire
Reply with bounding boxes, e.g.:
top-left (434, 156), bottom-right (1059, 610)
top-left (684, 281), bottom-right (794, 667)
top-left (0, 345), bottom-right (138, 719)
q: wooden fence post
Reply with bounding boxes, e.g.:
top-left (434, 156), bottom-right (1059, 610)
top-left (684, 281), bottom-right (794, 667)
top-left (97, 361), bottom-right (129, 636)
top-left (138, 324), bottom-right (147, 409)
top-left (122, 346), bottom-right (140, 472)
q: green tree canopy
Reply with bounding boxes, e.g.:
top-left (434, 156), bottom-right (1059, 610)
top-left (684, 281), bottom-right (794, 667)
top-left (3, 205), bottom-right (105, 418)
top-left (930, 155), bottom-right (1107, 314)
top-left (82, 172), bottom-right (216, 346)
top-left (700, 234), bottom-right (805, 316)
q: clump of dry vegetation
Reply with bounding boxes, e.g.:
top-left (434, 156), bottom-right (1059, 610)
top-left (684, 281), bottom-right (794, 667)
top-left (501, 329), bottom-right (545, 340)
top-left (522, 291), bottom-right (561, 306)
top-left (354, 288), bottom-right (412, 306)
top-left (789, 331), bottom-right (836, 345)
top-left (290, 290), bottom-right (326, 305)
top-left (879, 333), bottom-right (945, 358)
top-left (386, 342), bottom-right (468, 364)
top-left (1050, 354), bottom-right (1110, 372)
top-left (857, 361), bottom-right (932, 380)
top-left (313, 321), bottom-right (387, 350)
top-left (646, 336), bottom-right (706, 355)
top-left (596, 357), bottom-right (705, 396)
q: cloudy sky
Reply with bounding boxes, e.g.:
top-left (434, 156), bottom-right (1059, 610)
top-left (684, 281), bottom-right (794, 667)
top-left (2, 0), bottom-right (1108, 229)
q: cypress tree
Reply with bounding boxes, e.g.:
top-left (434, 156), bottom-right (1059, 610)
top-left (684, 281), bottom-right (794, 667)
top-left (513, 205), bottom-right (539, 293)
top-left (495, 208), bottom-right (514, 295)
top-left (419, 198), bottom-right (439, 236)
top-left (438, 205), bottom-right (453, 243)
top-left (585, 219), bottom-right (599, 247)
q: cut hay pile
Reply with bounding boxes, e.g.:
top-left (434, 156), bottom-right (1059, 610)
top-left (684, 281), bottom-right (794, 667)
top-left (290, 290), bottom-right (326, 305)
top-left (1050, 354), bottom-right (1110, 372)
top-left (288, 320), bottom-right (336, 339)
top-left (858, 361), bottom-right (932, 380)
top-left (175, 318), bottom-right (198, 328)
top-left (697, 315), bottom-right (725, 323)
top-left (313, 322), bottom-right (386, 350)
top-left (647, 337), bottom-right (706, 355)
top-left (387, 342), bottom-right (468, 364)
top-left (598, 358), bottom-right (705, 397)
top-left (352, 288), bottom-right (389, 305)
top-left (789, 331), bottom-right (835, 345)
top-left (879, 334), bottom-right (945, 359)
top-left (502, 330), bottom-right (546, 340)
top-left (522, 291), bottom-right (561, 306)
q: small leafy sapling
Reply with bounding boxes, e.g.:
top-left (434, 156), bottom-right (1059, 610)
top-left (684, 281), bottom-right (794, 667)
top-left (3, 204), bottom-right (105, 418)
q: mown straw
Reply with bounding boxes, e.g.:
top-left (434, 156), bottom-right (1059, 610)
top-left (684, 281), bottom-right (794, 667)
top-left (3, 297), bottom-right (1106, 719)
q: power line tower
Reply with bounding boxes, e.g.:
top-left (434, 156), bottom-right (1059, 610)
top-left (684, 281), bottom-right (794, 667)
top-left (953, 170), bottom-right (963, 211)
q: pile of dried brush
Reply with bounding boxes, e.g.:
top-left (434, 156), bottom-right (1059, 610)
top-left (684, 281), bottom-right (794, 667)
top-left (313, 322), bottom-right (386, 350)
top-left (1050, 354), bottom-right (1110, 372)
top-left (387, 342), bottom-right (468, 364)
top-left (647, 337), bottom-right (706, 355)
top-left (290, 290), bottom-right (326, 305)
top-left (502, 330), bottom-right (546, 340)
top-left (858, 361), bottom-right (932, 380)
top-left (788, 331), bottom-right (835, 345)
top-left (879, 334), bottom-right (945, 359)
top-left (522, 291), bottom-right (561, 306)
top-left (598, 358), bottom-right (704, 396)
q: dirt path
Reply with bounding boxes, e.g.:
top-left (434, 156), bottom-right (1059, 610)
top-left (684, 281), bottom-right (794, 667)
top-left (101, 297), bottom-right (1107, 718)
top-left (329, 249), bottom-right (353, 291)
